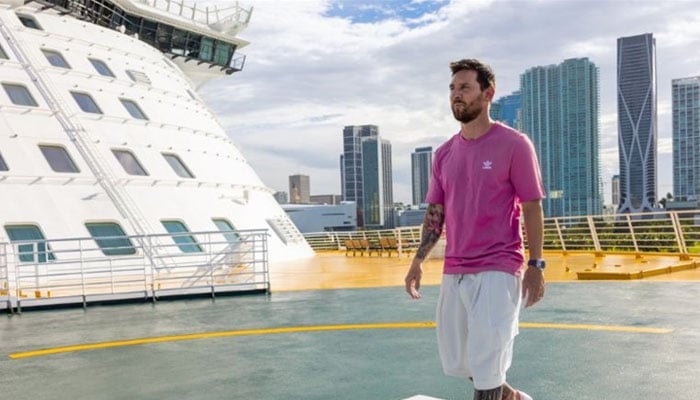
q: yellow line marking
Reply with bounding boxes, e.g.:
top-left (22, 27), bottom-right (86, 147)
top-left (519, 322), bottom-right (673, 334)
top-left (8, 321), bottom-right (672, 359)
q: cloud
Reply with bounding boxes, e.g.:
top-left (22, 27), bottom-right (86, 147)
top-left (199, 0), bottom-right (700, 205)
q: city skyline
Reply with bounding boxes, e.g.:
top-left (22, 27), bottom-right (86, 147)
top-left (200, 0), bottom-right (700, 206)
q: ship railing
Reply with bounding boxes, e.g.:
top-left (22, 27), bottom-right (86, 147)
top-left (304, 226), bottom-right (422, 257)
top-left (136, 0), bottom-right (252, 33)
top-left (0, 228), bottom-right (269, 313)
top-left (304, 209), bottom-right (700, 258)
top-left (0, 243), bottom-right (8, 310)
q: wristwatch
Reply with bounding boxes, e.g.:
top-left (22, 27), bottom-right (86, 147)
top-left (527, 259), bottom-right (546, 270)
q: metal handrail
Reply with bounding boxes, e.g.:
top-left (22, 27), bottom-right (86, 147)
top-left (303, 209), bottom-right (700, 257)
top-left (0, 229), bottom-right (269, 313)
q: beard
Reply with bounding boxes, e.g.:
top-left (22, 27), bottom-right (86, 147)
top-left (451, 94), bottom-right (483, 124)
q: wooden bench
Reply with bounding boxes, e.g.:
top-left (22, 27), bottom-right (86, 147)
top-left (378, 237), bottom-right (399, 257)
top-left (344, 239), bottom-right (370, 256)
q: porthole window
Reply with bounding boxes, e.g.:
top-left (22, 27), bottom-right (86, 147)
top-left (42, 49), bottom-right (71, 69)
top-left (85, 222), bottom-right (136, 256)
top-left (213, 218), bottom-right (240, 244)
top-left (2, 83), bottom-right (38, 107)
top-left (39, 144), bottom-right (80, 173)
top-left (17, 15), bottom-right (41, 30)
top-left (4, 224), bottom-right (55, 263)
top-left (120, 98), bottom-right (148, 120)
top-left (70, 91), bottom-right (102, 114)
top-left (88, 58), bottom-right (115, 77)
top-left (162, 153), bottom-right (194, 178)
top-left (162, 220), bottom-right (202, 253)
top-left (112, 149), bottom-right (148, 176)
top-left (0, 44), bottom-right (8, 59)
top-left (0, 151), bottom-right (9, 171)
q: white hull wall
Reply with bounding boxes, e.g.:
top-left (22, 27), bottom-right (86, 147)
top-left (0, 5), bottom-right (313, 261)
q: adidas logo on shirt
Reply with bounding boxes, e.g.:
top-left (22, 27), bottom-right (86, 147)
top-left (482, 160), bottom-right (493, 170)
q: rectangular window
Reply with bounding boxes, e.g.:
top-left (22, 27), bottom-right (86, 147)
top-left (2, 83), bottom-right (38, 106)
top-left (4, 225), bottom-right (55, 263)
top-left (162, 153), bottom-right (195, 178)
top-left (42, 49), bottom-right (71, 69)
top-left (39, 145), bottom-right (80, 173)
top-left (213, 218), bottom-right (240, 244)
top-left (85, 222), bottom-right (136, 256)
top-left (112, 149), bottom-right (148, 176)
top-left (120, 98), bottom-right (148, 120)
top-left (0, 151), bottom-right (8, 171)
top-left (70, 91), bottom-right (102, 114)
top-left (88, 58), bottom-right (115, 77)
top-left (0, 43), bottom-right (8, 59)
top-left (17, 15), bottom-right (41, 30)
top-left (213, 42), bottom-right (233, 66)
top-left (199, 37), bottom-right (214, 62)
top-left (162, 220), bottom-right (202, 253)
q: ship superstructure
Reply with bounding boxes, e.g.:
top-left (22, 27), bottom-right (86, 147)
top-left (0, 0), bottom-right (312, 308)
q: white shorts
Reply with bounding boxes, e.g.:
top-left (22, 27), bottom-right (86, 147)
top-left (436, 271), bottom-right (522, 390)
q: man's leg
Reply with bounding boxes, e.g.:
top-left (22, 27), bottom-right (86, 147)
top-left (468, 272), bottom-right (522, 400)
top-left (472, 382), bottom-right (518, 400)
top-left (473, 386), bottom-right (502, 399)
top-left (499, 382), bottom-right (518, 400)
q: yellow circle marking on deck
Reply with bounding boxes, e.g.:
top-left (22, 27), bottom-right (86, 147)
top-left (8, 321), bottom-right (672, 359)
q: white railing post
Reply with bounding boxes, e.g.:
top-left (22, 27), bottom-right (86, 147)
top-left (79, 239), bottom-right (87, 309)
top-left (587, 216), bottom-right (602, 254)
top-left (626, 214), bottom-right (639, 254)
top-left (554, 218), bottom-right (566, 253)
top-left (670, 212), bottom-right (688, 257)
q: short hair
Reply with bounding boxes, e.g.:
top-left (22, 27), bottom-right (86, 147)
top-left (449, 59), bottom-right (495, 91)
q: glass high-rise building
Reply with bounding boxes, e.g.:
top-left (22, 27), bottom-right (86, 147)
top-left (672, 76), bottom-right (700, 201)
top-left (411, 146), bottom-right (433, 206)
top-left (340, 125), bottom-right (394, 228)
top-left (617, 33), bottom-right (658, 213)
top-left (490, 91), bottom-right (521, 130)
top-left (520, 58), bottom-right (601, 217)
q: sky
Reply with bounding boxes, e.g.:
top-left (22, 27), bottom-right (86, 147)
top-left (199, 0), bottom-right (700, 206)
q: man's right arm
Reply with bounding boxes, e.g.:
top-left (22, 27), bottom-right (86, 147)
top-left (404, 203), bottom-right (445, 299)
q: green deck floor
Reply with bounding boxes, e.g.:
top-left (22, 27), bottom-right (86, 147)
top-left (1, 282), bottom-right (699, 399)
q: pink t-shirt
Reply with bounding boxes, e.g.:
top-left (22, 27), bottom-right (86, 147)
top-left (426, 122), bottom-right (546, 276)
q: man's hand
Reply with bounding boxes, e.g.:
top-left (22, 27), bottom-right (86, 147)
top-left (522, 265), bottom-right (545, 308)
top-left (405, 260), bottom-right (423, 299)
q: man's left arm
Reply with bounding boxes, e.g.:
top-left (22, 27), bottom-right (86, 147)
top-left (521, 199), bottom-right (545, 308)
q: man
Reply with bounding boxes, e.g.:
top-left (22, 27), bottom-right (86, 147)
top-left (404, 59), bottom-right (546, 400)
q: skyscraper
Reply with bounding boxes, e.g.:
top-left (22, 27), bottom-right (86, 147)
top-left (411, 146), bottom-right (433, 206)
top-left (520, 58), bottom-right (601, 217)
top-left (490, 91), bottom-right (521, 129)
top-left (612, 175), bottom-right (620, 207)
top-left (672, 76), bottom-right (700, 201)
top-left (340, 125), bottom-right (394, 228)
top-left (617, 33), bottom-right (658, 213)
top-left (289, 174), bottom-right (310, 204)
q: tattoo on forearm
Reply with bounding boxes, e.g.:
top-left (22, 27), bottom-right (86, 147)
top-left (473, 387), bottom-right (502, 400)
top-left (415, 204), bottom-right (444, 260)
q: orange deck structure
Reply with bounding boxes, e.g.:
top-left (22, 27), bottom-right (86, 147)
top-left (269, 251), bottom-right (700, 292)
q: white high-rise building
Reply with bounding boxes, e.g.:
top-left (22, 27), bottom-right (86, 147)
top-left (617, 33), bottom-right (658, 213)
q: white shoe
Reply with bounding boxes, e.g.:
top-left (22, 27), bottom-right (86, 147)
top-left (518, 391), bottom-right (533, 400)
